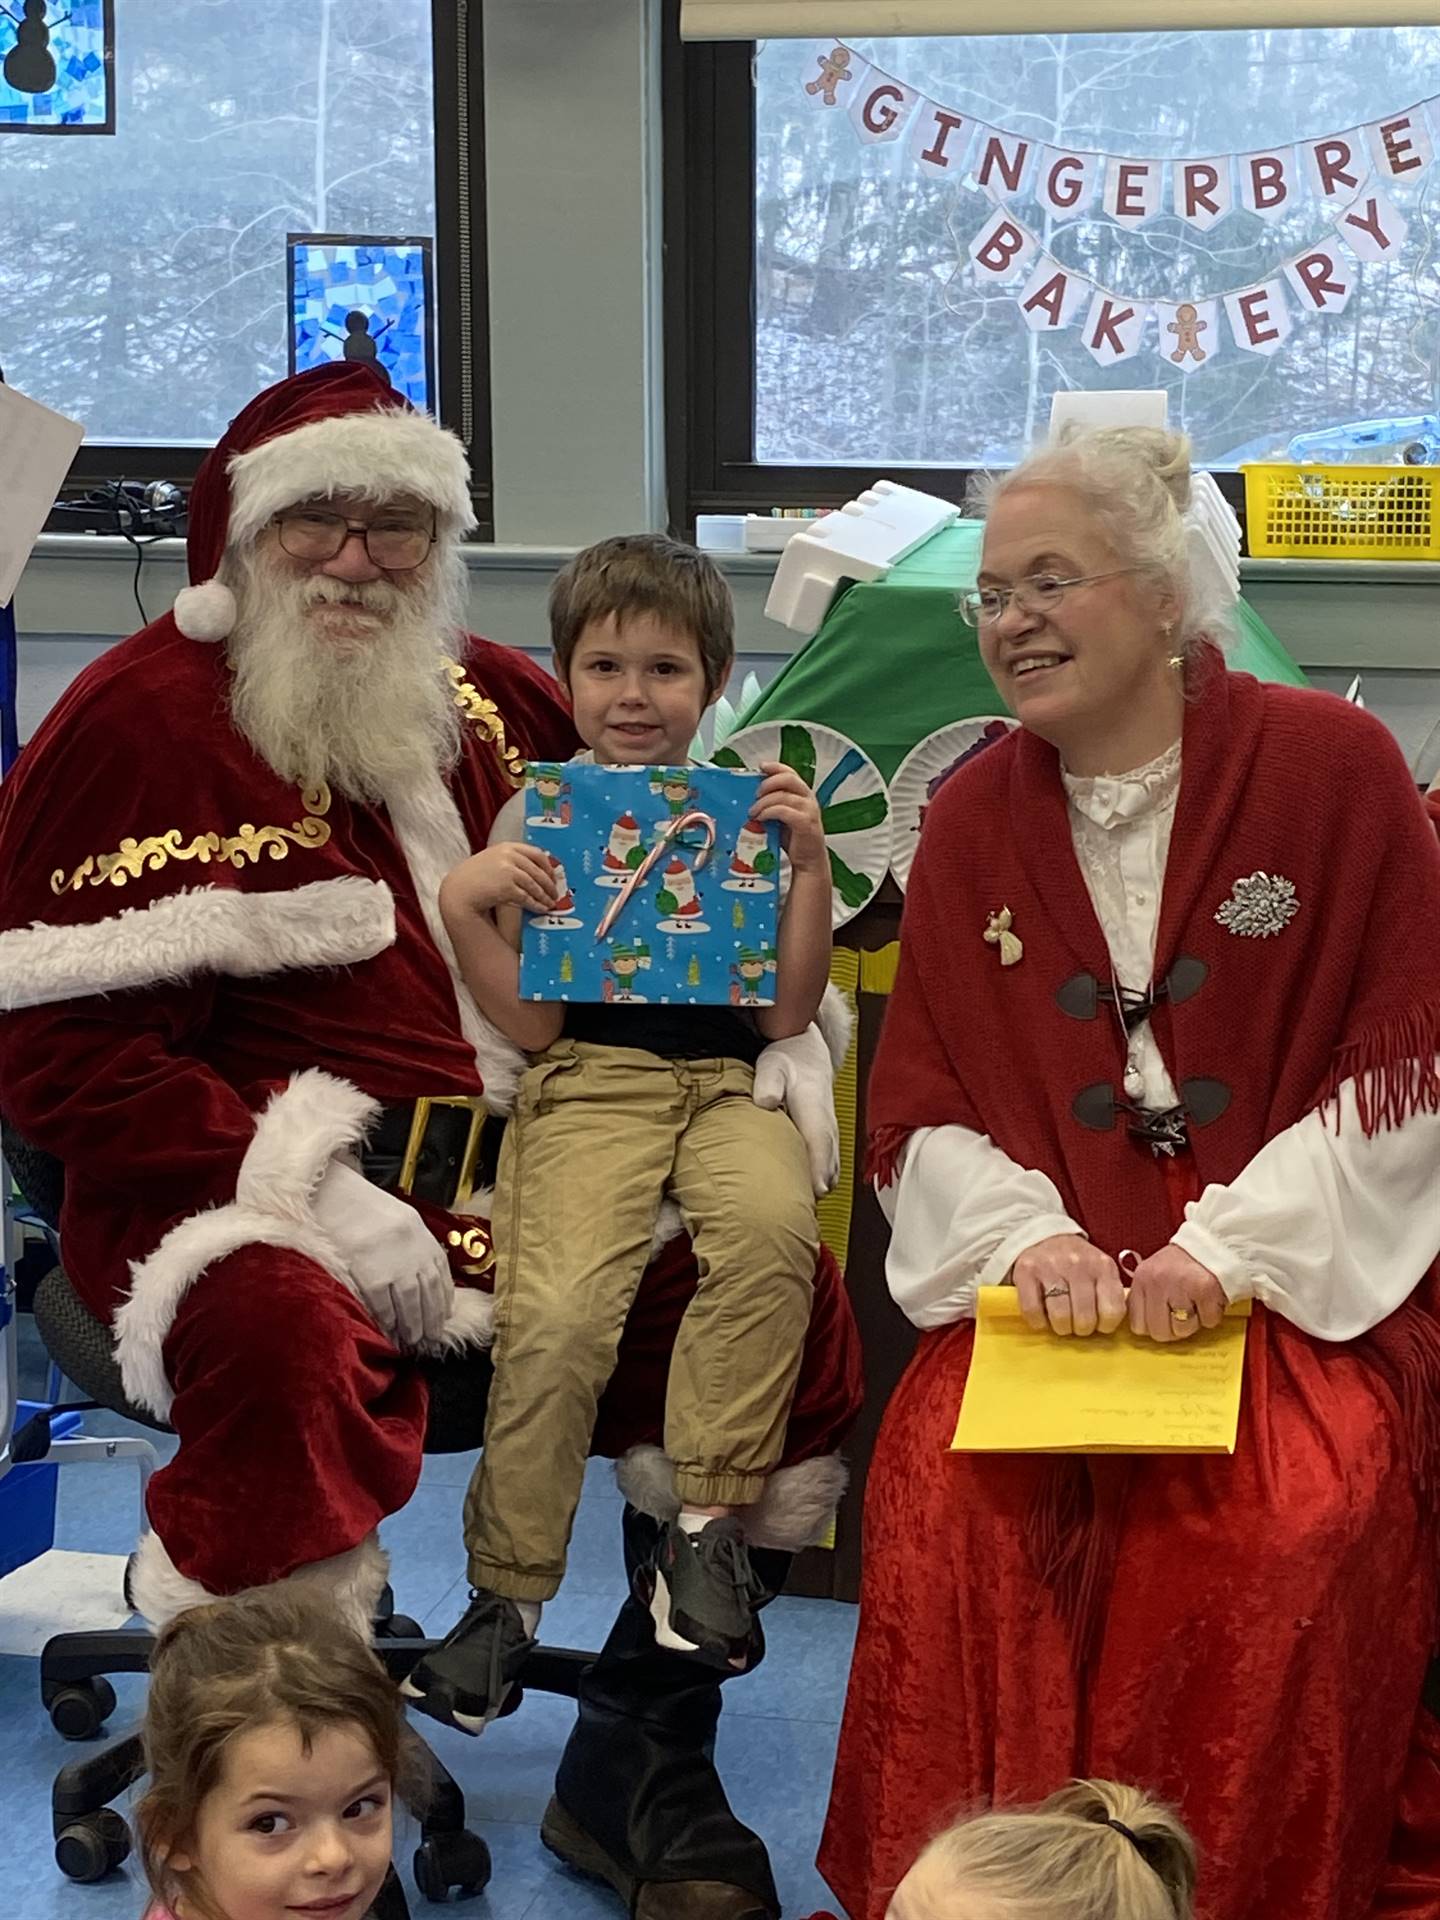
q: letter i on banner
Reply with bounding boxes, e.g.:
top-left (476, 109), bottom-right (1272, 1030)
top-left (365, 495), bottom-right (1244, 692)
top-left (850, 71), bottom-right (920, 144)
top-left (1154, 297), bottom-right (1219, 370)
top-left (1037, 147), bottom-right (1098, 222)
top-left (1334, 187), bottom-right (1409, 262)
top-left (802, 44), bottom-right (865, 112)
top-left (1082, 291), bottom-right (1149, 365)
top-left (1368, 108), bottom-right (1433, 179)
top-left (1017, 255), bottom-right (1091, 332)
top-left (909, 97), bottom-right (973, 177)
top-left (969, 206), bottom-right (1039, 284)
top-left (1173, 156), bottom-right (1233, 233)
top-left (1239, 148), bottom-right (1297, 222)
top-left (1225, 278), bottom-right (1291, 357)
top-left (1103, 156), bottom-right (1164, 226)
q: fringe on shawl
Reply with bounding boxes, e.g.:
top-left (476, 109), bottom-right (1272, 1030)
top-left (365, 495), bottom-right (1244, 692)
top-left (867, 1124), bottom-right (912, 1191)
top-left (1313, 1004), bottom-right (1440, 1137)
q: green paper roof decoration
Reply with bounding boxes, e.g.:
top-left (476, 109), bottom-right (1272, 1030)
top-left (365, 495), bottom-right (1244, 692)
top-left (736, 520), bottom-right (1307, 783)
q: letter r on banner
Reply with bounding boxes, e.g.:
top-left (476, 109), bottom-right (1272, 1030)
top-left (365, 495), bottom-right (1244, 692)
top-left (1174, 157), bottom-right (1233, 232)
top-left (1306, 130), bottom-right (1368, 201)
top-left (969, 207), bottom-right (1039, 282)
top-left (1285, 248), bottom-right (1354, 314)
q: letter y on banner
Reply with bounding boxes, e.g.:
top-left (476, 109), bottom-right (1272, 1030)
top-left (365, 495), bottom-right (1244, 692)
top-left (1335, 187), bottom-right (1409, 262)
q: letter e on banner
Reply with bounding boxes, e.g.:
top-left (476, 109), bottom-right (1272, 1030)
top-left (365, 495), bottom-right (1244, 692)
top-left (1083, 291), bottom-right (1148, 366)
top-left (1368, 111), bottom-right (1432, 178)
top-left (1037, 148), bottom-right (1097, 222)
top-left (1155, 298), bottom-right (1219, 370)
top-left (1240, 149), bottom-right (1296, 222)
top-left (974, 130), bottom-right (1034, 201)
top-left (1284, 248), bottom-right (1354, 314)
top-left (1306, 130), bottom-right (1368, 202)
top-left (1173, 157), bottom-right (1233, 232)
top-left (1017, 255), bottom-right (1090, 332)
top-left (1224, 279), bottom-right (1292, 357)
top-left (850, 75), bottom-right (919, 144)
top-left (910, 100), bottom-right (971, 176)
top-left (969, 206), bottom-right (1038, 283)
top-left (1103, 157), bottom-right (1163, 226)
top-left (1335, 187), bottom-right (1409, 262)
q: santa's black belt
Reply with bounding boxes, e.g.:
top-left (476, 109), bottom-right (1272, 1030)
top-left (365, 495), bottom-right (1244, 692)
top-left (358, 1095), bottom-right (487, 1211)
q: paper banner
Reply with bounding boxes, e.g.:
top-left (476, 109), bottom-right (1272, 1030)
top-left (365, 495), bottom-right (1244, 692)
top-left (1238, 148), bottom-right (1299, 222)
top-left (1016, 255), bottom-right (1092, 331)
top-left (969, 206), bottom-right (1039, 283)
top-left (909, 98), bottom-right (973, 177)
top-left (1368, 108), bottom-right (1433, 180)
top-left (1225, 278), bottom-right (1292, 356)
top-left (1103, 156), bottom-right (1164, 227)
top-left (1036, 147), bottom-right (1098, 222)
top-left (1334, 186), bottom-right (1409, 262)
top-left (971, 127), bottom-right (1035, 201)
top-left (1173, 157), bottom-right (1233, 232)
top-left (1284, 244), bottom-right (1355, 315)
top-left (1304, 128), bottom-right (1370, 203)
top-left (802, 44), bottom-right (865, 111)
top-left (1154, 297), bottom-right (1220, 371)
top-left (849, 72), bottom-right (919, 144)
top-left (1082, 291), bottom-right (1149, 365)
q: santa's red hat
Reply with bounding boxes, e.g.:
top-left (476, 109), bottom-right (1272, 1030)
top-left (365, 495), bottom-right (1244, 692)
top-left (173, 362), bottom-right (476, 642)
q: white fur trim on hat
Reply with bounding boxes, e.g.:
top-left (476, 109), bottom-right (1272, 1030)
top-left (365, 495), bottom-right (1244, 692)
top-left (173, 579), bottom-right (238, 642)
top-left (613, 1443), bottom-right (849, 1553)
top-left (227, 408), bottom-right (477, 550)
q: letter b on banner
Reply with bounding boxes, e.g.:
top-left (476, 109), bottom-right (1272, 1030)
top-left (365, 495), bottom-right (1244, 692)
top-left (969, 207), bottom-right (1038, 283)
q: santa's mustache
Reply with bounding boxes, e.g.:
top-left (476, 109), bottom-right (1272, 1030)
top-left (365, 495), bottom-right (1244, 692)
top-left (301, 574), bottom-right (406, 616)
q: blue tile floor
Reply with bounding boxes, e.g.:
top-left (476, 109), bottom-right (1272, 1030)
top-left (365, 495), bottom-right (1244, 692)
top-left (1, 1315), bottom-right (857, 1919)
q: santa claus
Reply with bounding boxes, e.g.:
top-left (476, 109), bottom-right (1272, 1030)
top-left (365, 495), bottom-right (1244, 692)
top-left (0, 365), bottom-right (860, 1920)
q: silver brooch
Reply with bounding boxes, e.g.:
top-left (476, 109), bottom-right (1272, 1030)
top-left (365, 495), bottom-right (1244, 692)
top-left (1214, 871), bottom-right (1299, 938)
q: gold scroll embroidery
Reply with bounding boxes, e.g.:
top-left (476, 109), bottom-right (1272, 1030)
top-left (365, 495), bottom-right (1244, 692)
top-left (51, 785), bottom-right (333, 894)
top-left (446, 1225), bottom-right (497, 1277)
top-left (445, 661), bottom-right (528, 789)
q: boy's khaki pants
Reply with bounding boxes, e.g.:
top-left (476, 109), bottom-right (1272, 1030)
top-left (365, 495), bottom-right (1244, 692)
top-left (465, 1041), bottom-right (818, 1602)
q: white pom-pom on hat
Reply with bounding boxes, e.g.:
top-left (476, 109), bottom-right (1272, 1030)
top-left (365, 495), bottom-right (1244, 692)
top-left (172, 579), bottom-right (237, 643)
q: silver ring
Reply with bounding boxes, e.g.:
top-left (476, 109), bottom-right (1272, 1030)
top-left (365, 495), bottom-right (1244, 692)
top-left (1043, 1285), bottom-right (1070, 1300)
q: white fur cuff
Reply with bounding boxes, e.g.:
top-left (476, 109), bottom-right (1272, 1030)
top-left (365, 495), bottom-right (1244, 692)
top-left (614, 1444), bottom-right (848, 1553)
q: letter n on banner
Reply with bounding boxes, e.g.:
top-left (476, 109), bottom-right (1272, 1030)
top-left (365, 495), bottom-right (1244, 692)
top-left (1173, 157), bottom-right (1232, 232)
top-left (849, 75), bottom-right (919, 144)
top-left (1083, 292), bottom-right (1148, 365)
top-left (1155, 298), bottom-right (1219, 370)
top-left (969, 207), bottom-right (1038, 284)
top-left (1239, 148), bottom-right (1297, 222)
top-left (909, 99), bottom-right (972, 177)
top-left (1017, 256), bottom-right (1090, 332)
top-left (1037, 149), bottom-right (1097, 222)
top-left (1335, 188), bottom-right (1409, 262)
top-left (974, 129), bottom-right (1034, 201)
top-left (1225, 279), bottom-right (1292, 357)
top-left (1284, 247), bottom-right (1354, 315)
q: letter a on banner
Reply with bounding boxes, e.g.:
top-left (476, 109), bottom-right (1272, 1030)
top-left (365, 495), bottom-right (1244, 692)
top-left (1017, 255), bottom-right (1091, 332)
top-left (1037, 148), bottom-right (1098, 222)
top-left (1335, 188), bottom-right (1409, 262)
top-left (1239, 148), bottom-right (1297, 222)
top-left (1082, 291), bottom-right (1148, 365)
top-left (969, 206), bottom-right (1039, 283)
top-left (1284, 247), bottom-right (1354, 314)
top-left (850, 74), bottom-right (919, 144)
top-left (1103, 157), bottom-right (1163, 227)
top-left (1225, 279), bottom-right (1292, 357)
top-left (1154, 297), bottom-right (1219, 370)
top-left (1173, 157), bottom-right (1233, 233)
top-left (910, 99), bottom-right (972, 177)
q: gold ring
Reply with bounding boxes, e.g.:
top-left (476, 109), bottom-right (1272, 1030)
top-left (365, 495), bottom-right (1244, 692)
top-left (1169, 1305), bottom-right (1195, 1322)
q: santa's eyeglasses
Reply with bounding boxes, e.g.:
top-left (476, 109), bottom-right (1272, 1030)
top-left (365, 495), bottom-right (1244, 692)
top-left (272, 507), bottom-right (437, 571)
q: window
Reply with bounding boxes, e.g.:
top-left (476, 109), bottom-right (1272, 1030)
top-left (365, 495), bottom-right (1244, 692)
top-left (672, 24), bottom-right (1440, 521)
top-left (2, 0), bottom-right (489, 525)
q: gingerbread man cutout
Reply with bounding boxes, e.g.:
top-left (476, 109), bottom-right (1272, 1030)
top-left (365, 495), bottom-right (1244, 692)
top-left (1168, 302), bottom-right (1208, 366)
top-left (805, 45), bottom-right (853, 106)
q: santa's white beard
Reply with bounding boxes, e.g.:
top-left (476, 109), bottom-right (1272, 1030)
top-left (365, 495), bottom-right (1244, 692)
top-left (221, 546), bottom-right (465, 802)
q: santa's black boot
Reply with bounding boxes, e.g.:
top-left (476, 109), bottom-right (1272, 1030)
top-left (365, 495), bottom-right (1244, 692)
top-left (541, 1503), bottom-right (789, 1919)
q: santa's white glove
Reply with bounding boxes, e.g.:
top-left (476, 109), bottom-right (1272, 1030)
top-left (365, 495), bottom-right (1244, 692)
top-left (311, 1161), bottom-right (453, 1349)
top-left (753, 1023), bottom-right (841, 1199)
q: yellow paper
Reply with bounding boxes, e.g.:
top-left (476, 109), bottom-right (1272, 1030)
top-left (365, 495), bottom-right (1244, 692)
top-left (952, 1287), bottom-right (1252, 1455)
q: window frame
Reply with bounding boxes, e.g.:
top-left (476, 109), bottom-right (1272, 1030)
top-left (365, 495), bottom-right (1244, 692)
top-left (50, 0), bottom-right (493, 539)
top-left (664, 23), bottom-right (1251, 541)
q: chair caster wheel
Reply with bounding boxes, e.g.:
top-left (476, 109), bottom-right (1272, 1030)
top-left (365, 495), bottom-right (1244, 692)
top-left (376, 1612), bottom-right (423, 1640)
top-left (48, 1677), bottom-right (118, 1740)
top-left (413, 1829), bottom-right (492, 1902)
top-left (55, 1810), bottom-right (130, 1882)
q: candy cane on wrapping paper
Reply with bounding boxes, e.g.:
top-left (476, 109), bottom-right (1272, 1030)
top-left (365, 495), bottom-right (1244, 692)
top-left (594, 809), bottom-right (718, 944)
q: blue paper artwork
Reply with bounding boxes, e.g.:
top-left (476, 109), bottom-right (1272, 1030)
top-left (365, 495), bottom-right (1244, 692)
top-left (287, 234), bottom-right (436, 412)
top-left (0, 0), bottom-right (114, 133)
top-left (518, 763), bottom-right (782, 1008)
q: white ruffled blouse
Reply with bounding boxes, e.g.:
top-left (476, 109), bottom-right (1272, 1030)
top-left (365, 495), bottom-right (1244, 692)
top-left (883, 741), bottom-right (1440, 1341)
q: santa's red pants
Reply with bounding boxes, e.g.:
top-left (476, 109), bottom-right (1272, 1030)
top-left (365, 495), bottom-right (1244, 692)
top-left (817, 1304), bottom-right (1440, 1920)
top-left (148, 1236), bottom-right (862, 1595)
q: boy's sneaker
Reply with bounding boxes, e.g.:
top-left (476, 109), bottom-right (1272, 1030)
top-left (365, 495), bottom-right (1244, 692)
top-left (641, 1517), bottom-right (765, 1668)
top-left (399, 1588), bottom-right (535, 1735)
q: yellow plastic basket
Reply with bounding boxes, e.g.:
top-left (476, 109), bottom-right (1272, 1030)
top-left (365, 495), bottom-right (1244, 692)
top-left (1243, 463), bottom-right (1440, 560)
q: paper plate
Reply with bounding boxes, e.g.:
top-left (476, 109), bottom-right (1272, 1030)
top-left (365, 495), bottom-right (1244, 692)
top-left (717, 721), bottom-right (890, 929)
top-left (889, 718), bottom-right (1017, 892)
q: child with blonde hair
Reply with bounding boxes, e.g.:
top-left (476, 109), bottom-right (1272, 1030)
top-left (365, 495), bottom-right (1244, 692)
top-left (881, 1780), bottom-right (1196, 1920)
top-left (137, 1587), bottom-right (422, 1920)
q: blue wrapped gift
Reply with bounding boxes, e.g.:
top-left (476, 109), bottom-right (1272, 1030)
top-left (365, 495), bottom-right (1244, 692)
top-left (518, 762), bottom-right (781, 1007)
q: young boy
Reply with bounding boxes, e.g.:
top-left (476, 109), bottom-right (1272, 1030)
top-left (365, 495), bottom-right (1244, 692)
top-left (414, 534), bottom-right (832, 1733)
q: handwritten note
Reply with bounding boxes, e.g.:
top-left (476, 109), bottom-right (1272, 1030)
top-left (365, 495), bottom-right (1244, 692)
top-left (951, 1286), bottom-right (1252, 1455)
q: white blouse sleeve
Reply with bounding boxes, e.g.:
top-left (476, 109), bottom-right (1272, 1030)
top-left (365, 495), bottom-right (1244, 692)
top-left (1171, 1069), bottom-right (1440, 1341)
top-left (882, 1125), bottom-right (1087, 1329)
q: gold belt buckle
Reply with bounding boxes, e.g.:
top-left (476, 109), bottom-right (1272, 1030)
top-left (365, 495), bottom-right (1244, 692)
top-left (396, 1094), bottom-right (488, 1213)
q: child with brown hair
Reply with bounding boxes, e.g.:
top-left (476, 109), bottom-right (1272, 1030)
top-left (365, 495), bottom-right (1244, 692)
top-left (137, 1587), bottom-right (421, 1920)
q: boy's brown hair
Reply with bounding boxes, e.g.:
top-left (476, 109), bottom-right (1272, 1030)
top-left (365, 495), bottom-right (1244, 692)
top-left (549, 534), bottom-right (735, 697)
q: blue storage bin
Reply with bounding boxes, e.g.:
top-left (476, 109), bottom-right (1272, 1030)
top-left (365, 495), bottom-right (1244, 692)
top-left (0, 1401), bottom-right (84, 1580)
